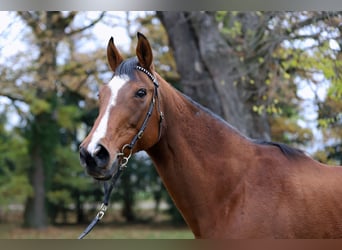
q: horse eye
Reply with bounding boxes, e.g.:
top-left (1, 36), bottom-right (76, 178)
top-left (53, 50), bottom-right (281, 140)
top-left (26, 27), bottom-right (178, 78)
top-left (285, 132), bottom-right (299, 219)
top-left (135, 88), bottom-right (147, 98)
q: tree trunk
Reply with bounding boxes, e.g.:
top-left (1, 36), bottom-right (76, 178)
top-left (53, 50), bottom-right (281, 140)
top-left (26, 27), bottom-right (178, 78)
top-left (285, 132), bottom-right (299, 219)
top-left (23, 145), bottom-right (47, 228)
top-left (18, 11), bottom-right (106, 229)
top-left (23, 110), bottom-right (59, 228)
top-left (121, 172), bottom-right (136, 222)
top-left (75, 191), bottom-right (85, 224)
top-left (157, 11), bottom-right (271, 140)
top-left (20, 11), bottom-right (64, 228)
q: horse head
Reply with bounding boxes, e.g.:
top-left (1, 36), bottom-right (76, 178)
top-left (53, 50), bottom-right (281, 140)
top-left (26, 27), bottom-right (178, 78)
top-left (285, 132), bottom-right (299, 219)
top-left (79, 32), bottom-right (162, 180)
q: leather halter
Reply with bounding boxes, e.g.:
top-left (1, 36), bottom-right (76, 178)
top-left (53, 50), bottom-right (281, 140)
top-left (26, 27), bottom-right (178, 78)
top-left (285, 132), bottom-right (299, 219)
top-left (122, 65), bottom-right (164, 154)
top-left (78, 66), bottom-right (163, 239)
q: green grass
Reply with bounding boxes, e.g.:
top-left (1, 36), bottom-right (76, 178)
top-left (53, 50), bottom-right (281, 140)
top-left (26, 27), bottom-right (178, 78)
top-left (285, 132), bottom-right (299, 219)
top-left (0, 223), bottom-right (193, 239)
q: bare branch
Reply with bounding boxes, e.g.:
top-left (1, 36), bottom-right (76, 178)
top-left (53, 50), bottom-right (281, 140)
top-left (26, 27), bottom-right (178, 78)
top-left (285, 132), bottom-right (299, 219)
top-left (0, 87), bottom-right (25, 103)
top-left (17, 11), bottom-right (42, 35)
top-left (66, 12), bottom-right (106, 36)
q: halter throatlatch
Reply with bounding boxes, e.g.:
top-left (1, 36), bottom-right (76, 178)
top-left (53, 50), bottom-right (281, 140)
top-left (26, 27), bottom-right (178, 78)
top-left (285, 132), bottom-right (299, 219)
top-left (78, 66), bottom-right (163, 239)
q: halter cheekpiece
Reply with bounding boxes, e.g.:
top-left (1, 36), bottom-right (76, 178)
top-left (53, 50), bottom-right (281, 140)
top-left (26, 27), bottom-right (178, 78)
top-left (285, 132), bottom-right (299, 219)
top-left (121, 65), bottom-right (163, 152)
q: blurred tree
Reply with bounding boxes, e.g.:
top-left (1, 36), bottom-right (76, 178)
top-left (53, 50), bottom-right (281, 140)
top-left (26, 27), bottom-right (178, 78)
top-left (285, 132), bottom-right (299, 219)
top-left (111, 154), bottom-right (160, 222)
top-left (316, 95), bottom-right (342, 165)
top-left (315, 20), bottom-right (342, 165)
top-left (158, 12), bottom-right (272, 140)
top-left (0, 113), bottom-right (32, 220)
top-left (268, 12), bottom-right (342, 150)
top-left (0, 11), bottom-right (107, 228)
top-left (157, 12), bottom-right (342, 145)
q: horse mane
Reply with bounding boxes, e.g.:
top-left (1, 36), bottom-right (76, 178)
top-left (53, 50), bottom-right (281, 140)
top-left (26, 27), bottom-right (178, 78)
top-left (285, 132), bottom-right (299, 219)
top-left (254, 140), bottom-right (304, 159)
top-left (182, 94), bottom-right (232, 126)
top-left (182, 94), bottom-right (305, 160)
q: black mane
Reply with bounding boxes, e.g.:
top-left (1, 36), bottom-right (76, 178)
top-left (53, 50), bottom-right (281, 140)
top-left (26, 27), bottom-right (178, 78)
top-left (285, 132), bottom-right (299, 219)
top-left (255, 140), bottom-right (304, 158)
top-left (183, 95), bottom-right (304, 159)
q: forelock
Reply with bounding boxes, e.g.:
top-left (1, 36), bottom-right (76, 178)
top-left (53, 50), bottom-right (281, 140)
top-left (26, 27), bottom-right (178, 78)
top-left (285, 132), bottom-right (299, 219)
top-left (114, 57), bottom-right (138, 80)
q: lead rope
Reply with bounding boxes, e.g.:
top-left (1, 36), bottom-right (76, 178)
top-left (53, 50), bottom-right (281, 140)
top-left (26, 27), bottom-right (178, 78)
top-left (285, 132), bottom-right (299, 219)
top-left (78, 66), bottom-right (163, 239)
top-left (77, 166), bottom-right (124, 239)
top-left (78, 146), bottom-right (133, 239)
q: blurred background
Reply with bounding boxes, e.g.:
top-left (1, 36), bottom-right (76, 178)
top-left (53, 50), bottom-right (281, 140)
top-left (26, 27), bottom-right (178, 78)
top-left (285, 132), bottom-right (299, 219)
top-left (0, 11), bottom-right (341, 239)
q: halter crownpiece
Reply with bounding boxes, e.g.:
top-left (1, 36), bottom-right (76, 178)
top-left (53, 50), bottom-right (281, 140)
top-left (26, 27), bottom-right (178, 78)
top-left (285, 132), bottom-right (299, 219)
top-left (136, 65), bottom-right (159, 88)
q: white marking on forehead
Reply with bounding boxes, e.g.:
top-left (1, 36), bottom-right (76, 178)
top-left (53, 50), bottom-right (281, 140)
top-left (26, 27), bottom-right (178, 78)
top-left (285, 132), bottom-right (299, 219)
top-left (87, 74), bottom-right (130, 155)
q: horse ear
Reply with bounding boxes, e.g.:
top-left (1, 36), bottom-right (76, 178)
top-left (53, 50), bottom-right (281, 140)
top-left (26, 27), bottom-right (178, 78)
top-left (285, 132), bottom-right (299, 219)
top-left (136, 32), bottom-right (153, 71)
top-left (107, 37), bottom-right (124, 72)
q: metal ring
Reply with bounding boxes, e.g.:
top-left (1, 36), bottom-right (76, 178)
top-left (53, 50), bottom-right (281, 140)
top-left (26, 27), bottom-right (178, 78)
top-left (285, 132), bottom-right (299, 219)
top-left (96, 211), bottom-right (105, 220)
top-left (121, 144), bottom-right (133, 159)
top-left (120, 157), bottom-right (129, 168)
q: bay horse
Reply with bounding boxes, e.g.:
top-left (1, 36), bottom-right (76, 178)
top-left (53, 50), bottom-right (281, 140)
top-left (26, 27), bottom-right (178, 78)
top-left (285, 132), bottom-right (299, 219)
top-left (79, 32), bottom-right (342, 238)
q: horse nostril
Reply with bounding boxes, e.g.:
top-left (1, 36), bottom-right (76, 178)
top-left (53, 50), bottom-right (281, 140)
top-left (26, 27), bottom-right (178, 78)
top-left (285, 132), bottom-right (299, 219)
top-left (79, 145), bottom-right (109, 169)
top-left (79, 146), bottom-right (95, 168)
top-left (92, 144), bottom-right (110, 168)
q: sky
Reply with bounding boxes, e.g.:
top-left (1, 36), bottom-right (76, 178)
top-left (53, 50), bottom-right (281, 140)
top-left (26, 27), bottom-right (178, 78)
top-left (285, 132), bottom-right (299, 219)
top-left (0, 11), bottom-right (133, 60)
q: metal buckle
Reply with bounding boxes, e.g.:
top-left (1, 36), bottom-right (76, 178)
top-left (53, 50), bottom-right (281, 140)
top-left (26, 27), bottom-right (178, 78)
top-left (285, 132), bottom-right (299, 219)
top-left (96, 203), bottom-right (108, 220)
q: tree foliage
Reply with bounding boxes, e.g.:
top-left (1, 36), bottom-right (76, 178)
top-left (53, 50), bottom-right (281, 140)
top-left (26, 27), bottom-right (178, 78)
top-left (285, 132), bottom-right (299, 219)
top-left (0, 11), bottom-right (109, 228)
top-left (0, 114), bottom-right (32, 208)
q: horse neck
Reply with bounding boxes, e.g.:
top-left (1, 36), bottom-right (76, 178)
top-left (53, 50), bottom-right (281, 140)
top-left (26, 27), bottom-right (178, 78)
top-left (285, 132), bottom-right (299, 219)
top-left (146, 75), bottom-right (252, 236)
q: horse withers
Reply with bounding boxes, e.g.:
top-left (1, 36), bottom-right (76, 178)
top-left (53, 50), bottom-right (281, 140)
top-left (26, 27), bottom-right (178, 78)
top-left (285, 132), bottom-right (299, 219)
top-left (79, 32), bottom-right (342, 238)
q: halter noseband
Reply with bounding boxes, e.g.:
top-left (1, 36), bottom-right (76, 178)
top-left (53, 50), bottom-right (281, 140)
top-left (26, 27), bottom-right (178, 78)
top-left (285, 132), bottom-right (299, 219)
top-left (78, 65), bottom-right (164, 239)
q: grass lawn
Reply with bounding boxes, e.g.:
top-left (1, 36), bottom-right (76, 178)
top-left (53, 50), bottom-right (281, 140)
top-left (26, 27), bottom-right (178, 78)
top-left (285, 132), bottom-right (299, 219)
top-left (0, 201), bottom-right (193, 239)
top-left (0, 223), bottom-right (193, 239)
